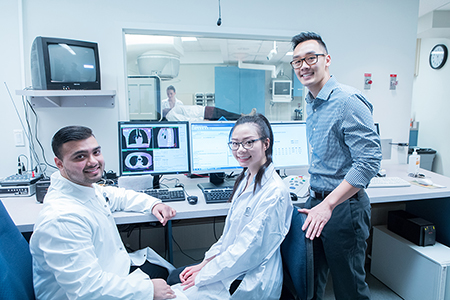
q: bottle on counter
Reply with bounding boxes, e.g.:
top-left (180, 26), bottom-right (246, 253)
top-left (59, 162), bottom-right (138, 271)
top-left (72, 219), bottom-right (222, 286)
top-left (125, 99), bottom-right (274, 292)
top-left (408, 148), bottom-right (420, 176)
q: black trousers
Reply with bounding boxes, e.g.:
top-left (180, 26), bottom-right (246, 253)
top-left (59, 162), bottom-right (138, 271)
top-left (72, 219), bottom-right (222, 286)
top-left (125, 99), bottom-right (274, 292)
top-left (130, 261), bottom-right (169, 280)
top-left (306, 190), bottom-right (371, 300)
top-left (204, 106), bottom-right (241, 121)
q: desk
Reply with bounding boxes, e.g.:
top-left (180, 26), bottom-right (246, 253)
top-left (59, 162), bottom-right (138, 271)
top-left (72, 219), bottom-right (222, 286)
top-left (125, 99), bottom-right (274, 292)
top-left (1, 173), bottom-right (233, 233)
top-left (3, 164), bottom-right (450, 260)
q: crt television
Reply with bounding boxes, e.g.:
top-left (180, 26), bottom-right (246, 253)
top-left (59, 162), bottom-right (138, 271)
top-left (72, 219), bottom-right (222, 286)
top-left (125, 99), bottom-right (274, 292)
top-left (118, 121), bottom-right (190, 179)
top-left (30, 36), bottom-right (101, 90)
top-left (271, 121), bottom-right (309, 169)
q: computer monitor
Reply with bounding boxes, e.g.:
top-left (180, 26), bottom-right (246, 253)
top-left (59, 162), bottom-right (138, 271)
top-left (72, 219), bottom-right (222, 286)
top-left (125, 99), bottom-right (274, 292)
top-left (271, 121), bottom-right (309, 170)
top-left (118, 121), bottom-right (190, 187)
top-left (189, 121), bottom-right (242, 185)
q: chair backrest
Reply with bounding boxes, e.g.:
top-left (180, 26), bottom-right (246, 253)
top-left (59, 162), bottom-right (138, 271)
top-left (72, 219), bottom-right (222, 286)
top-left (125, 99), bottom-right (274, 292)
top-left (281, 209), bottom-right (314, 300)
top-left (0, 200), bottom-right (35, 300)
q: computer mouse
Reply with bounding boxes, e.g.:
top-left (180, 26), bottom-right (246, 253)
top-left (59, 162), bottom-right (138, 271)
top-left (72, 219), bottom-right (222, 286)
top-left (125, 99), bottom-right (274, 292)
top-left (187, 195), bottom-right (198, 205)
top-left (290, 192), bottom-right (298, 201)
top-left (416, 178), bottom-right (433, 186)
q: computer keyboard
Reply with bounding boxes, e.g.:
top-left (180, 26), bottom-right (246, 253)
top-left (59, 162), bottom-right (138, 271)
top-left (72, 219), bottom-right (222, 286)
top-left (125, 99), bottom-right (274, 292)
top-left (141, 187), bottom-right (185, 202)
top-left (198, 184), bottom-right (233, 204)
top-left (0, 172), bottom-right (43, 186)
top-left (368, 177), bottom-right (411, 188)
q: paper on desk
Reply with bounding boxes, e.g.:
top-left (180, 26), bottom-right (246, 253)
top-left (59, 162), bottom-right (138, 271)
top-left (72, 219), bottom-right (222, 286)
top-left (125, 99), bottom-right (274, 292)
top-left (410, 181), bottom-right (446, 189)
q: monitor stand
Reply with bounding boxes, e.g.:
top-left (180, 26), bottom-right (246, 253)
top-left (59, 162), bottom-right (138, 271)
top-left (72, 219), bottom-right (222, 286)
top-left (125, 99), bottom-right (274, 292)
top-left (153, 174), bottom-right (161, 189)
top-left (197, 172), bottom-right (234, 190)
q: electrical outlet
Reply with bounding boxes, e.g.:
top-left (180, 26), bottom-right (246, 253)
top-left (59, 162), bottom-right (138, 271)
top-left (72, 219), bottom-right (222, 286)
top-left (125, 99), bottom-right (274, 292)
top-left (14, 129), bottom-right (25, 147)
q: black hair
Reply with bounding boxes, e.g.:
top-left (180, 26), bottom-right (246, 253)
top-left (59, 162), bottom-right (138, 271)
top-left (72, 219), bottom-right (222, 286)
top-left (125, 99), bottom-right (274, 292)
top-left (291, 31), bottom-right (328, 54)
top-left (166, 85), bottom-right (176, 93)
top-left (52, 126), bottom-right (94, 159)
top-left (228, 113), bottom-right (274, 201)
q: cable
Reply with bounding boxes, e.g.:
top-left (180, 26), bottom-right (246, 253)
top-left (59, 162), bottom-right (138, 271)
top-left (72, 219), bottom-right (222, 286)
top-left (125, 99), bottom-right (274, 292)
top-left (171, 234), bottom-right (203, 262)
top-left (160, 177), bottom-right (181, 188)
top-left (213, 217), bottom-right (220, 241)
top-left (5, 83), bottom-right (41, 173)
top-left (26, 98), bottom-right (57, 170)
top-left (217, 0), bottom-right (222, 26)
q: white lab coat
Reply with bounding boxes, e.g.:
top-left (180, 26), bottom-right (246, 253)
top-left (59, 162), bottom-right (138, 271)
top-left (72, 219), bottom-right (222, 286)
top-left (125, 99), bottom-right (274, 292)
top-left (162, 98), bottom-right (184, 110)
top-left (165, 105), bottom-right (205, 122)
top-left (30, 172), bottom-right (174, 300)
top-left (172, 164), bottom-right (293, 300)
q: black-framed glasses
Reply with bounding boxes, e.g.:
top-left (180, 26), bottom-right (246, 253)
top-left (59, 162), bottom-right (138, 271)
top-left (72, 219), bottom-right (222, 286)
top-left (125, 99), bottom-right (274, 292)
top-left (290, 54), bottom-right (325, 69)
top-left (228, 138), bottom-right (264, 151)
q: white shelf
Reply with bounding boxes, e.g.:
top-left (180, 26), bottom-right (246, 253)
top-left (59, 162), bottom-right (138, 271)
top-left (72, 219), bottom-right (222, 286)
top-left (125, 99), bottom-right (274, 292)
top-left (16, 90), bottom-right (116, 108)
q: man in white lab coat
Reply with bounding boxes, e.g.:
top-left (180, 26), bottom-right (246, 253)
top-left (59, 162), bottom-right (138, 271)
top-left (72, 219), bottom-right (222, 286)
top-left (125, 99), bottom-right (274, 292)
top-left (30, 125), bottom-right (177, 300)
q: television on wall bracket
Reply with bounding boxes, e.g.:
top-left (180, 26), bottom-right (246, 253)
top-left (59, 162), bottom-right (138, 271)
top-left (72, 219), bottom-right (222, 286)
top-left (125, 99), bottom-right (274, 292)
top-left (30, 36), bottom-right (101, 90)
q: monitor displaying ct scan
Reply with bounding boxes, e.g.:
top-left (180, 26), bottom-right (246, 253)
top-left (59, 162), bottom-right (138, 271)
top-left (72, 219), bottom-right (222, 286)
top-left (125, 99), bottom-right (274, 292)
top-left (118, 121), bottom-right (190, 176)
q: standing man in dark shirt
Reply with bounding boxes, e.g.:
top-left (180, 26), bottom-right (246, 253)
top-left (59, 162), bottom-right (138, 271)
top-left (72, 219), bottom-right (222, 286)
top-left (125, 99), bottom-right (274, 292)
top-left (291, 32), bottom-right (382, 299)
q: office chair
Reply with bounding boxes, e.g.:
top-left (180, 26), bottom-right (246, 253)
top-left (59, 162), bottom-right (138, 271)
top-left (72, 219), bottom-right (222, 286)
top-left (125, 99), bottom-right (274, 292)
top-left (280, 209), bottom-right (314, 300)
top-left (0, 201), bottom-right (36, 300)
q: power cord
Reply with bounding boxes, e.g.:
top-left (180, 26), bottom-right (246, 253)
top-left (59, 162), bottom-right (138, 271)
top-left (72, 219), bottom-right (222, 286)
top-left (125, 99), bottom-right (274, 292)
top-left (174, 182), bottom-right (191, 197)
top-left (171, 234), bottom-right (203, 262)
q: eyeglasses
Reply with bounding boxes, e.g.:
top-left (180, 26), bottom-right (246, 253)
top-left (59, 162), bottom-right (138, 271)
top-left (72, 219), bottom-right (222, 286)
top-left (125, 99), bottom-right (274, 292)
top-left (290, 54), bottom-right (325, 69)
top-left (228, 138), bottom-right (265, 151)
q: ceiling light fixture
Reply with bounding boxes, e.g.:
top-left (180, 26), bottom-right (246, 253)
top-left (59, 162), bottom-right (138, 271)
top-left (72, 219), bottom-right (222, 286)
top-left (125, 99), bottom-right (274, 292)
top-left (181, 37), bottom-right (197, 42)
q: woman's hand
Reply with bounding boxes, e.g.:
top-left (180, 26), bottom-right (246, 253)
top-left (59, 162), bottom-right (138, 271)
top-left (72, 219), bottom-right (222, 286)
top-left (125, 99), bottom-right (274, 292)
top-left (179, 258), bottom-right (213, 290)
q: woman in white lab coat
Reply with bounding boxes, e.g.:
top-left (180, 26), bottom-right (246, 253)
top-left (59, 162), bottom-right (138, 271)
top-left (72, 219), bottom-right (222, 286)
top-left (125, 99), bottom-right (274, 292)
top-left (171, 114), bottom-right (293, 300)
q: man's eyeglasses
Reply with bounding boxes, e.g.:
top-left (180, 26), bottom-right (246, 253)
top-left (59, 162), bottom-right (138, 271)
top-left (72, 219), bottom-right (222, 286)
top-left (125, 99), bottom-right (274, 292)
top-left (228, 138), bottom-right (264, 151)
top-left (290, 54), bottom-right (325, 69)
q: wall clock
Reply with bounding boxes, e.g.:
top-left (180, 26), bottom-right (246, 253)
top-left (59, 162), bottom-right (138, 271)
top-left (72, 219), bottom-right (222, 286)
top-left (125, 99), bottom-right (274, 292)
top-left (429, 44), bottom-right (448, 70)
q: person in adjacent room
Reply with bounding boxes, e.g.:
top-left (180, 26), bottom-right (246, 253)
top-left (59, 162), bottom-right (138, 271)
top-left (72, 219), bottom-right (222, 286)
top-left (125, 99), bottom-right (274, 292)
top-left (161, 85), bottom-right (255, 122)
top-left (290, 31), bottom-right (382, 300)
top-left (162, 85), bottom-right (184, 110)
top-left (30, 125), bottom-right (177, 300)
top-left (164, 104), bottom-right (252, 122)
top-left (168, 113), bottom-right (293, 300)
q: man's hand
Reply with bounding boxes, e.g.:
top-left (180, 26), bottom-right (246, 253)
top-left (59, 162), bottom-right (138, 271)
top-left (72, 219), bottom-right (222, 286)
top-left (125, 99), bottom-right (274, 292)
top-left (298, 201), bottom-right (332, 240)
top-left (152, 203), bottom-right (176, 226)
top-left (152, 278), bottom-right (176, 300)
top-left (298, 180), bottom-right (360, 240)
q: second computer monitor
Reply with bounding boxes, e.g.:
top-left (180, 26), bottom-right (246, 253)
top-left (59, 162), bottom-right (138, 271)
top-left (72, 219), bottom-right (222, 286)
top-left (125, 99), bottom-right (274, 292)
top-left (190, 121), bottom-right (242, 175)
top-left (271, 121), bottom-right (309, 169)
top-left (190, 120), bottom-right (309, 176)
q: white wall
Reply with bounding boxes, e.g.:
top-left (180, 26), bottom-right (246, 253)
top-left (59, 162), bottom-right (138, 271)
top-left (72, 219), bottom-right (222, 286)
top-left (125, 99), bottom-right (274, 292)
top-left (0, 0), bottom-right (419, 179)
top-left (412, 38), bottom-right (450, 176)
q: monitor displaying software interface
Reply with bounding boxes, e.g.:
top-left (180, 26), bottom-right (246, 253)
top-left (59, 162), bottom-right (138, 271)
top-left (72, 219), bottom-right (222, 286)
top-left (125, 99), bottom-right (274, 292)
top-left (271, 122), bottom-right (309, 169)
top-left (190, 121), bottom-right (309, 174)
top-left (118, 121), bottom-right (190, 176)
top-left (190, 121), bottom-right (242, 174)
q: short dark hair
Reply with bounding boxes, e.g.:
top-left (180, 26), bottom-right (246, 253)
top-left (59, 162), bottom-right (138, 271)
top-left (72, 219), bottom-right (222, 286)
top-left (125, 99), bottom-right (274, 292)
top-left (167, 85), bottom-right (176, 93)
top-left (291, 31), bottom-right (328, 54)
top-left (228, 113), bottom-right (274, 199)
top-left (52, 126), bottom-right (94, 159)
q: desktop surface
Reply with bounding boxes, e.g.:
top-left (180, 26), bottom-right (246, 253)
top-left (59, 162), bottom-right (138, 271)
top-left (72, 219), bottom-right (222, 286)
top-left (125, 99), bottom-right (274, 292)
top-left (3, 164), bottom-right (450, 233)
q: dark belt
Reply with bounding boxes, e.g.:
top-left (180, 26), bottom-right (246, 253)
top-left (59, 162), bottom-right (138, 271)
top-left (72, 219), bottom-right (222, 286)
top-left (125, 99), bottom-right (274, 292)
top-left (309, 189), bottom-right (332, 200)
top-left (310, 189), bottom-right (360, 200)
